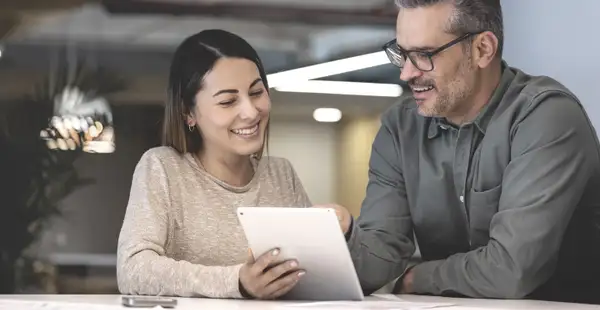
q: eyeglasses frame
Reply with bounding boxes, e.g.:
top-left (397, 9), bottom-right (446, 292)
top-left (382, 31), bottom-right (484, 72)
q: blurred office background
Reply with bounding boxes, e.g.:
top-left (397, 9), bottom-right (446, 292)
top-left (0, 0), bottom-right (597, 295)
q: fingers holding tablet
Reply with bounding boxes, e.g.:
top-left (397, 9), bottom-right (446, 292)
top-left (237, 207), bottom-right (364, 301)
top-left (251, 248), bottom-right (280, 274)
top-left (240, 248), bottom-right (305, 299)
top-left (263, 266), bottom-right (305, 300)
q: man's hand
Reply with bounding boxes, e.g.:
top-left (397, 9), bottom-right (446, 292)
top-left (312, 204), bottom-right (352, 234)
top-left (239, 248), bottom-right (305, 299)
top-left (396, 266), bottom-right (415, 294)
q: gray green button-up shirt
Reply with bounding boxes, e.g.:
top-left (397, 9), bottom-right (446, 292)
top-left (347, 62), bottom-right (600, 303)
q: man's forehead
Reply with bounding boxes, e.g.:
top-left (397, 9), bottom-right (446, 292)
top-left (395, 4), bottom-right (454, 50)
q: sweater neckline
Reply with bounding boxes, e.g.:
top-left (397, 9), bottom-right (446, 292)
top-left (184, 153), bottom-right (264, 193)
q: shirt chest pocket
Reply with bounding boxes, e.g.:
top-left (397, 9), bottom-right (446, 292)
top-left (467, 184), bottom-right (502, 248)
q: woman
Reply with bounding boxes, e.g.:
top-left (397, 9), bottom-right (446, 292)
top-left (116, 29), bottom-right (311, 300)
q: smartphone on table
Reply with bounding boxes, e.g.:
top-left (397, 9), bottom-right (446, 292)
top-left (121, 295), bottom-right (178, 308)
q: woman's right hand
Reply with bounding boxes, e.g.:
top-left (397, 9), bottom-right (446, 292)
top-left (239, 248), bottom-right (305, 299)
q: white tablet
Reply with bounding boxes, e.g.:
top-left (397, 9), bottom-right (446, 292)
top-left (236, 207), bottom-right (364, 301)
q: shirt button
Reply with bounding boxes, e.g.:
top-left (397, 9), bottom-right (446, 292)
top-left (459, 195), bottom-right (465, 203)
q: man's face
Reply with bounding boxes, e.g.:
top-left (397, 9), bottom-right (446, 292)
top-left (396, 2), bottom-right (477, 118)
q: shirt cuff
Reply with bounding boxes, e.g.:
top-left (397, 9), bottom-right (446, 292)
top-left (391, 260), bottom-right (419, 293)
top-left (239, 279), bottom-right (254, 299)
top-left (345, 216), bottom-right (361, 250)
top-left (224, 263), bottom-right (245, 299)
top-left (411, 260), bottom-right (442, 295)
top-left (345, 216), bottom-right (354, 241)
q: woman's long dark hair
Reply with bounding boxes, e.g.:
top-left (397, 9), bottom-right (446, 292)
top-left (162, 29), bottom-right (270, 156)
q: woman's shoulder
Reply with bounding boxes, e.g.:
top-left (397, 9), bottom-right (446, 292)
top-left (137, 146), bottom-right (188, 167)
top-left (260, 156), bottom-right (293, 171)
top-left (258, 156), bottom-right (299, 183)
top-left (132, 147), bottom-right (197, 192)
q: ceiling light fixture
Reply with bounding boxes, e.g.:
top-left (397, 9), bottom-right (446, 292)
top-left (267, 51), bottom-right (389, 88)
top-left (275, 80), bottom-right (402, 97)
top-left (313, 108), bottom-right (342, 123)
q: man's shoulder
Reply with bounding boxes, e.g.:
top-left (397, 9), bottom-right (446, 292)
top-left (510, 65), bottom-right (572, 92)
top-left (507, 66), bottom-right (581, 110)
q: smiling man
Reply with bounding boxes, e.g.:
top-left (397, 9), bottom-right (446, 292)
top-left (316, 0), bottom-right (600, 304)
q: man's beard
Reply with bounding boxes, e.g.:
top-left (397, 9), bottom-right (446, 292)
top-left (424, 60), bottom-right (475, 118)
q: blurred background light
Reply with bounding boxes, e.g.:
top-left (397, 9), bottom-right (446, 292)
top-left (313, 108), bottom-right (342, 123)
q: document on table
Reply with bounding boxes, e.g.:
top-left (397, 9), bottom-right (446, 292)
top-left (0, 299), bottom-right (126, 310)
top-left (278, 299), bottom-right (455, 310)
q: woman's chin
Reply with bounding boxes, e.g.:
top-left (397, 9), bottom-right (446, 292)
top-left (232, 140), bottom-right (264, 157)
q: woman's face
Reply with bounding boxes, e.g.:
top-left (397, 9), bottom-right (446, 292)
top-left (187, 57), bottom-right (270, 158)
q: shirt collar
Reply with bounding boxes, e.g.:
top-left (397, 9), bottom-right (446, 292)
top-left (427, 61), bottom-right (515, 139)
top-left (427, 118), bottom-right (451, 138)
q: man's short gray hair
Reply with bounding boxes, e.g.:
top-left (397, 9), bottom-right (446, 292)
top-left (395, 0), bottom-right (503, 57)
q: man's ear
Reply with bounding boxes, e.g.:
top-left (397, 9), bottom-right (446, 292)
top-left (473, 31), bottom-right (499, 69)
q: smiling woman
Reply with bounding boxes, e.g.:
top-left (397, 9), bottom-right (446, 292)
top-left (116, 29), bottom-right (312, 300)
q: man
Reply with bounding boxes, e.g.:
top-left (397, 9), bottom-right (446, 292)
top-left (317, 0), bottom-right (600, 304)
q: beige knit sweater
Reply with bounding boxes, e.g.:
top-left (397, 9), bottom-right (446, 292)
top-left (116, 146), bottom-right (312, 298)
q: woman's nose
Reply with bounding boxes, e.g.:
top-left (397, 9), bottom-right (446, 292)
top-left (239, 98), bottom-right (259, 120)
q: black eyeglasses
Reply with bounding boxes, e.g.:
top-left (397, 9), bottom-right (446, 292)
top-left (382, 32), bottom-right (483, 72)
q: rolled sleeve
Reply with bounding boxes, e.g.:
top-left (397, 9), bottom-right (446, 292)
top-left (410, 92), bottom-right (596, 298)
top-left (411, 261), bottom-right (439, 294)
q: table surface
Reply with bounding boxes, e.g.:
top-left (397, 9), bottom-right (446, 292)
top-left (0, 294), bottom-right (599, 310)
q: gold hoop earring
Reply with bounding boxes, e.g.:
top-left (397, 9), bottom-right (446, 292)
top-left (188, 125), bottom-right (195, 132)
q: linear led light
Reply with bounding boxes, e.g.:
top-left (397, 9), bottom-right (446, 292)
top-left (267, 51), bottom-right (389, 88)
top-left (275, 80), bottom-right (402, 97)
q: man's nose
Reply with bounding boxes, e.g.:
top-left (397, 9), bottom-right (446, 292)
top-left (399, 59), bottom-right (423, 83)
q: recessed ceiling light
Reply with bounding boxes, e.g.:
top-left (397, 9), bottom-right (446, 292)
top-left (313, 108), bottom-right (342, 123)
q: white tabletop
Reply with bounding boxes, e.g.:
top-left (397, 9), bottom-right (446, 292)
top-left (0, 294), bottom-right (598, 310)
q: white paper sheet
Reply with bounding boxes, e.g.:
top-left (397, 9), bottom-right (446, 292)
top-left (0, 299), bottom-right (126, 310)
top-left (278, 300), bottom-right (455, 310)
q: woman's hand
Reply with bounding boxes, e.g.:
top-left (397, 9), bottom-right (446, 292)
top-left (239, 248), bottom-right (305, 299)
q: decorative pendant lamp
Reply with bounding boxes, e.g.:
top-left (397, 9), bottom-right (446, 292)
top-left (38, 9), bottom-right (119, 154)
top-left (40, 86), bottom-right (115, 153)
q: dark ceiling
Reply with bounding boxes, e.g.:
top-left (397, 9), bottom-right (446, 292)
top-left (0, 0), bottom-right (404, 103)
top-left (101, 0), bottom-right (397, 27)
